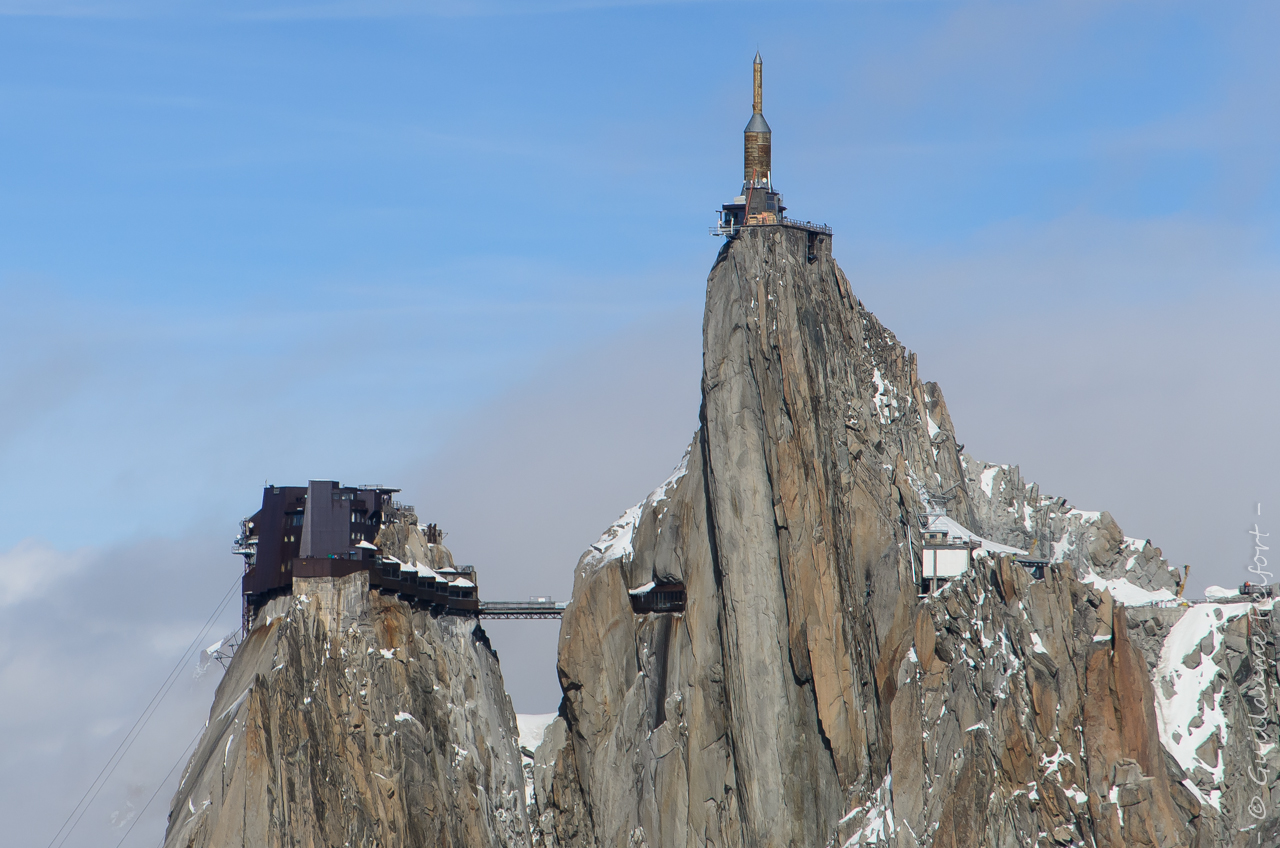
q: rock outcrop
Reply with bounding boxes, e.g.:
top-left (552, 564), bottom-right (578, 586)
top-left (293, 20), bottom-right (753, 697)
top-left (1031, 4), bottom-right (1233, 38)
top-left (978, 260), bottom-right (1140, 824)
top-left (960, 457), bottom-right (1182, 595)
top-left (531, 226), bottom-right (1256, 847)
top-left (164, 542), bottom-right (529, 848)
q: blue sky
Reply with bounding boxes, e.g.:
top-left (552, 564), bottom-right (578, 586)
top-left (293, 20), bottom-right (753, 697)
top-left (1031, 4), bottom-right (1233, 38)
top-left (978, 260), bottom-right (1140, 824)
top-left (3, 1), bottom-right (1275, 545)
top-left (3, 2), bottom-right (1280, 846)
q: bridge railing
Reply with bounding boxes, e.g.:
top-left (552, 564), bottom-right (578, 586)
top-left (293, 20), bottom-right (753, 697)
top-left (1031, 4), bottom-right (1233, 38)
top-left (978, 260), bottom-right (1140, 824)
top-left (478, 600), bottom-right (568, 619)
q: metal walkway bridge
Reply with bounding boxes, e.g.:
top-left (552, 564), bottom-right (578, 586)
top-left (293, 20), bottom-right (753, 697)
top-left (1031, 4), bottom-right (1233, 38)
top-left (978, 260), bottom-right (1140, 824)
top-left (213, 598), bottom-right (566, 668)
top-left (478, 600), bottom-right (567, 620)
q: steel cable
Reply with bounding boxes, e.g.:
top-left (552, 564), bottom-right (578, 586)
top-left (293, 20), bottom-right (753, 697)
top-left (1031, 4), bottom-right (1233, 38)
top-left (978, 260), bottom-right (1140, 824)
top-left (112, 723), bottom-right (205, 848)
top-left (46, 576), bottom-right (240, 848)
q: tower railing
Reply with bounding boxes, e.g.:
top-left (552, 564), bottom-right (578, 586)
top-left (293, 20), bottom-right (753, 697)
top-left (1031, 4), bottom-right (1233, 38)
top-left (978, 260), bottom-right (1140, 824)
top-left (780, 217), bottom-right (832, 234)
top-left (710, 217), bottom-right (832, 238)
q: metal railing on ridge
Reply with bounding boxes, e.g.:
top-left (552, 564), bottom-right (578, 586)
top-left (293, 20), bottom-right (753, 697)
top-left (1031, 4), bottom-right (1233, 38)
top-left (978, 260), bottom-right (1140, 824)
top-left (710, 216), bottom-right (832, 237)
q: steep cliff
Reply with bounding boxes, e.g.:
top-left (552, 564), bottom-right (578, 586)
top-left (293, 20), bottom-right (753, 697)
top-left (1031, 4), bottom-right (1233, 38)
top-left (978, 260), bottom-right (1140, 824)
top-left (164, 543), bottom-right (529, 848)
top-left (531, 226), bottom-right (1273, 847)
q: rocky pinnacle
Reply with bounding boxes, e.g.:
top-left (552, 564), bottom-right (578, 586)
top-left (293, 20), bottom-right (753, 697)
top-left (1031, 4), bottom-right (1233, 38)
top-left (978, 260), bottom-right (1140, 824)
top-left (532, 227), bottom-right (1243, 848)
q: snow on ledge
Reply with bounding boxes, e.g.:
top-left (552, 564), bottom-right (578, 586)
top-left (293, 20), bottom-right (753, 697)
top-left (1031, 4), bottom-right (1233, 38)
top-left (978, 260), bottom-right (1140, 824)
top-left (1080, 573), bottom-right (1177, 606)
top-left (979, 466), bottom-right (1000, 498)
top-left (517, 713), bottom-right (558, 753)
top-left (588, 503), bottom-right (643, 569)
top-left (1152, 599), bottom-right (1273, 807)
top-left (926, 514), bottom-right (1026, 556)
top-left (584, 447), bottom-right (691, 573)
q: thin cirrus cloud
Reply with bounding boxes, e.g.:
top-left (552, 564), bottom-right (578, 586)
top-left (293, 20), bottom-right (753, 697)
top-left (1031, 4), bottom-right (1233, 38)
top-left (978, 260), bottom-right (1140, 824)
top-left (0, 246), bottom-right (701, 552)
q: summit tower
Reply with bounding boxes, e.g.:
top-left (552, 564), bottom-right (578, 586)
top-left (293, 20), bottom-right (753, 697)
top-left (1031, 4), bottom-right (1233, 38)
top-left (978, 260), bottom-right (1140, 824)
top-left (715, 52), bottom-right (786, 234)
top-left (743, 51), bottom-right (771, 186)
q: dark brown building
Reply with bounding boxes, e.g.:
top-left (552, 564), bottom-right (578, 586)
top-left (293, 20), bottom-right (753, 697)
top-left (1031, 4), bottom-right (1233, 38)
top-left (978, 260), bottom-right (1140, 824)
top-left (237, 480), bottom-right (479, 619)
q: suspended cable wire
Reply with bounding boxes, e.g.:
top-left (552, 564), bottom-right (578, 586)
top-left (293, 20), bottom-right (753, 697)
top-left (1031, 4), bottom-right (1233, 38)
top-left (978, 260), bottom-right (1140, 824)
top-left (47, 576), bottom-right (240, 848)
top-left (51, 582), bottom-right (239, 848)
top-left (111, 723), bottom-right (204, 848)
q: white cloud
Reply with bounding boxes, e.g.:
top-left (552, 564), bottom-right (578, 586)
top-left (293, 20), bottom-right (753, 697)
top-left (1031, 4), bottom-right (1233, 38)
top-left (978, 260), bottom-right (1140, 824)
top-left (0, 532), bottom-right (241, 848)
top-left (0, 538), bottom-right (90, 607)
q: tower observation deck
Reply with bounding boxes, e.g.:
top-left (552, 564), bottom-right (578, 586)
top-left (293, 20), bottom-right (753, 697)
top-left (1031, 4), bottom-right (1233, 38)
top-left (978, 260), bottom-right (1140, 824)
top-left (712, 53), bottom-right (831, 242)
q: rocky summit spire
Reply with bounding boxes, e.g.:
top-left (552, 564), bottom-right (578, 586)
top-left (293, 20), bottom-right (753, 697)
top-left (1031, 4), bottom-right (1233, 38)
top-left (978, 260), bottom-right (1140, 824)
top-left (533, 227), bottom-right (1216, 848)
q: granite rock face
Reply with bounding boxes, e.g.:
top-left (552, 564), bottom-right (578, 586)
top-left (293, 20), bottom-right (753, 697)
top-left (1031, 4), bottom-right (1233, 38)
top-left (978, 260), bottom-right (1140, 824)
top-left (164, 560), bottom-right (529, 848)
top-left (1122, 597), bottom-right (1280, 848)
top-left (532, 227), bottom-right (1239, 847)
top-left (960, 458), bottom-right (1182, 594)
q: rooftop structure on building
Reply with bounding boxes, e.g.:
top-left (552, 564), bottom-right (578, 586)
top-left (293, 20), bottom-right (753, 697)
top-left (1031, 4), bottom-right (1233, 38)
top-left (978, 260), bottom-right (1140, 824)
top-left (916, 496), bottom-right (1049, 593)
top-left (236, 480), bottom-right (480, 623)
top-left (234, 479), bottom-right (569, 629)
top-left (712, 52), bottom-right (832, 246)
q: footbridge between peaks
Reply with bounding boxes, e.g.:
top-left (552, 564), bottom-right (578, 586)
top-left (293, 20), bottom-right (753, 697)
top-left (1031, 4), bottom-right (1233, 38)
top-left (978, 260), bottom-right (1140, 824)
top-left (478, 599), bottom-right (567, 620)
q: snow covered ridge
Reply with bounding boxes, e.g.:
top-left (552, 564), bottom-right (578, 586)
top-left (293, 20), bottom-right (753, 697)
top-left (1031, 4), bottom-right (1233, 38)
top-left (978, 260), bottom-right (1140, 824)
top-left (1151, 599), bottom-right (1276, 810)
top-left (962, 455), bottom-right (1280, 815)
top-left (960, 454), bottom-right (1182, 595)
top-left (1080, 573), bottom-right (1177, 606)
top-left (583, 447), bottom-right (690, 573)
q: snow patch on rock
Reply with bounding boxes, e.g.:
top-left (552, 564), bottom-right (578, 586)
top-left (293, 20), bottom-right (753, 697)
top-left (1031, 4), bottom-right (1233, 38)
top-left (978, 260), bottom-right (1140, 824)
top-left (1080, 574), bottom-right (1177, 606)
top-left (517, 713), bottom-right (558, 754)
top-left (838, 772), bottom-right (895, 845)
top-left (1152, 600), bottom-right (1273, 807)
top-left (585, 448), bottom-right (690, 572)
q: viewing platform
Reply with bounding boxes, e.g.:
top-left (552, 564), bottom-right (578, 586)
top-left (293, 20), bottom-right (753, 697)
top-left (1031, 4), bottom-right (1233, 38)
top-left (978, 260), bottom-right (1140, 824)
top-left (709, 216), bottom-right (832, 238)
